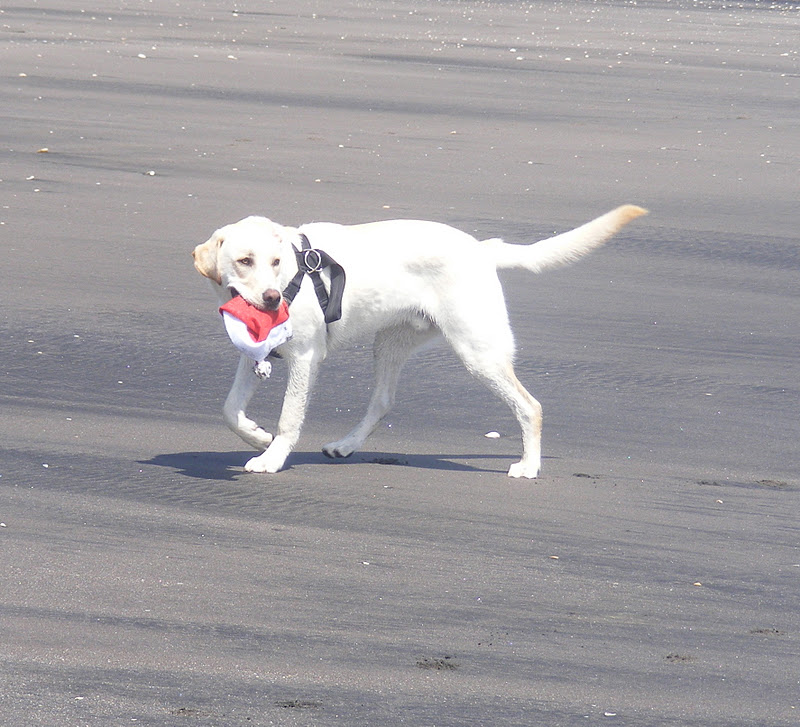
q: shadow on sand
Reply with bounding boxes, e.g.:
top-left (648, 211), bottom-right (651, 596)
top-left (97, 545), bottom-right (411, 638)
top-left (140, 449), bottom-right (521, 480)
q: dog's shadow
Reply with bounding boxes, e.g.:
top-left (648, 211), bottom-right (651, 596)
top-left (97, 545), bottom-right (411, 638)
top-left (140, 449), bottom-right (514, 481)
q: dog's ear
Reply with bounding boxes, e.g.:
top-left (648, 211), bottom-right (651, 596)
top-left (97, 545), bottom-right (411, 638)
top-left (192, 236), bottom-right (223, 285)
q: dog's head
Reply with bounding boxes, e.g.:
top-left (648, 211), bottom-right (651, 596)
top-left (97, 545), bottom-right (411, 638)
top-left (192, 216), bottom-right (297, 310)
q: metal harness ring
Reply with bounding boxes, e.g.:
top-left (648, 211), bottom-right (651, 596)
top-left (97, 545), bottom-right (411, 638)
top-left (302, 248), bottom-right (324, 273)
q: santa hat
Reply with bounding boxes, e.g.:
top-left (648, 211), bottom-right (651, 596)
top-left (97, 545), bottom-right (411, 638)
top-left (219, 295), bottom-right (292, 378)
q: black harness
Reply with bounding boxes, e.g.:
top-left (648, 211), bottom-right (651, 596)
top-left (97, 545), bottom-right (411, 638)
top-left (281, 234), bottom-right (346, 324)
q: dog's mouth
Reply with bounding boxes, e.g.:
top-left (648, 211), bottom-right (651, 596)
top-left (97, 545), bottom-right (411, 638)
top-left (228, 286), bottom-right (260, 308)
top-left (227, 286), bottom-right (282, 312)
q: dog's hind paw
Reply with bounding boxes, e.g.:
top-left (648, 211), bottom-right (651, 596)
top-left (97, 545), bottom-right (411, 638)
top-left (322, 441), bottom-right (355, 459)
top-left (507, 460), bottom-right (540, 479)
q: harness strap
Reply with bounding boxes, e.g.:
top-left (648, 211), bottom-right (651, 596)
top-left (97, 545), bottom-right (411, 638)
top-left (282, 234), bottom-right (346, 324)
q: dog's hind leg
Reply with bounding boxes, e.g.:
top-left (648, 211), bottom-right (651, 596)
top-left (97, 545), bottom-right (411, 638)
top-left (483, 364), bottom-right (543, 479)
top-left (223, 355), bottom-right (274, 450)
top-left (441, 310), bottom-right (543, 479)
top-left (463, 354), bottom-right (542, 478)
top-left (322, 322), bottom-right (437, 459)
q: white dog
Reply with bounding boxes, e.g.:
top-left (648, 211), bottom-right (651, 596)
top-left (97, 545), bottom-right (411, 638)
top-left (193, 205), bottom-right (646, 478)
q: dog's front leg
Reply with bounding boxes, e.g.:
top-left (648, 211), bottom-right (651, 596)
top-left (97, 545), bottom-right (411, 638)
top-left (244, 352), bottom-right (320, 474)
top-left (223, 355), bottom-right (274, 451)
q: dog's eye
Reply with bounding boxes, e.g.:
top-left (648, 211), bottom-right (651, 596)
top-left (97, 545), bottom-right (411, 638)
top-left (237, 256), bottom-right (253, 267)
top-left (272, 258), bottom-right (280, 267)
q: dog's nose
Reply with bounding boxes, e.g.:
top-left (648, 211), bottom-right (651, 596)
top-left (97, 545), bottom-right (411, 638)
top-left (262, 289), bottom-right (281, 309)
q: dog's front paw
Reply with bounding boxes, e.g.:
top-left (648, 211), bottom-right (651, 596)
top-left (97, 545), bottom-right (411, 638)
top-left (242, 426), bottom-right (273, 451)
top-left (322, 440), bottom-right (356, 459)
top-left (244, 453), bottom-right (281, 474)
top-left (244, 439), bottom-right (290, 474)
top-left (225, 411), bottom-right (273, 451)
top-left (507, 460), bottom-right (540, 479)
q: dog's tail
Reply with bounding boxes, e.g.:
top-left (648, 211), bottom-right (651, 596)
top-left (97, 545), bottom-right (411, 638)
top-left (484, 204), bottom-right (647, 273)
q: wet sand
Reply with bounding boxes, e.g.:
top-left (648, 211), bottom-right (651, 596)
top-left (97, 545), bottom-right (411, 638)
top-left (1, 1), bottom-right (799, 725)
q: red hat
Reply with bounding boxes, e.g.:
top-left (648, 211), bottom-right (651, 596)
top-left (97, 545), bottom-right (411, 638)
top-left (219, 296), bottom-right (292, 377)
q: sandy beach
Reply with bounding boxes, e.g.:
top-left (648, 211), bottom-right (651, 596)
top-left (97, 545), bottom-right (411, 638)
top-left (1, 1), bottom-right (798, 724)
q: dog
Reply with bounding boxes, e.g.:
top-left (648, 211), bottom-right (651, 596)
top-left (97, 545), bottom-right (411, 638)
top-left (192, 205), bottom-right (646, 477)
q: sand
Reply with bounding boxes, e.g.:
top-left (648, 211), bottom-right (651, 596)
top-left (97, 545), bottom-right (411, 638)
top-left (1, 1), bottom-right (798, 725)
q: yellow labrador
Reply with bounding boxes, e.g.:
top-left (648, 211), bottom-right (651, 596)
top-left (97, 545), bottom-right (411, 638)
top-left (193, 205), bottom-right (646, 477)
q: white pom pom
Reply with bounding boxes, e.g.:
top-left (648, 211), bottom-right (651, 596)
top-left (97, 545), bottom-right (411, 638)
top-left (253, 361), bottom-right (272, 380)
